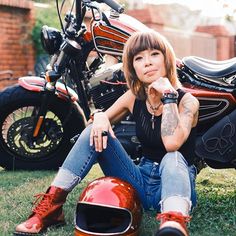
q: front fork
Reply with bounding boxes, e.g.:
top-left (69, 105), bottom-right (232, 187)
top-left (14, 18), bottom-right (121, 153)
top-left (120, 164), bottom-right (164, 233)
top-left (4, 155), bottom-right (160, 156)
top-left (30, 68), bottom-right (89, 139)
top-left (30, 69), bottom-right (59, 139)
top-left (32, 91), bottom-right (53, 138)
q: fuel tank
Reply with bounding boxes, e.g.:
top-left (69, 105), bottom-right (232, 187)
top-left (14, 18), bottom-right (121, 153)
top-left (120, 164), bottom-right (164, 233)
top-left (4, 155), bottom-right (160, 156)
top-left (91, 11), bottom-right (149, 56)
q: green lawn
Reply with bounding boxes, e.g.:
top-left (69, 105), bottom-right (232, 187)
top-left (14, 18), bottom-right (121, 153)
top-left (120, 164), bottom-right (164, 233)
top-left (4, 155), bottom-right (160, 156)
top-left (0, 165), bottom-right (235, 236)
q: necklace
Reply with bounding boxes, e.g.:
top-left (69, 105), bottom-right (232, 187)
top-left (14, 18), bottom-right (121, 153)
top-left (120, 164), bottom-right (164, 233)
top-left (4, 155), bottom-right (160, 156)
top-left (147, 99), bottom-right (162, 130)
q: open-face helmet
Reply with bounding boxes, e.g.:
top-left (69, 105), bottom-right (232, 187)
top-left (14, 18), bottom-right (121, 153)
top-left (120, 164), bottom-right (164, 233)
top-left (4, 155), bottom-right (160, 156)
top-left (74, 176), bottom-right (142, 236)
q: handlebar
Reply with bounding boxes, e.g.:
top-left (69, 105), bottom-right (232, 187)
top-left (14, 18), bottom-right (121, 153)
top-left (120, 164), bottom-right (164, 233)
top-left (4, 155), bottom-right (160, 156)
top-left (102, 0), bottom-right (124, 13)
top-left (95, 0), bottom-right (124, 13)
top-left (54, 0), bottom-right (124, 74)
top-left (74, 0), bottom-right (124, 29)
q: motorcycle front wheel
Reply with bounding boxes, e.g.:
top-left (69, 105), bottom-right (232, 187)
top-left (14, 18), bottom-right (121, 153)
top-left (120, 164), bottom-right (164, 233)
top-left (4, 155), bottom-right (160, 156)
top-left (0, 85), bottom-right (85, 170)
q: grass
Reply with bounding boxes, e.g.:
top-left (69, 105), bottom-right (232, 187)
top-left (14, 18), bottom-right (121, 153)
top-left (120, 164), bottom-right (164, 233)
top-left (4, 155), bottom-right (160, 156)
top-left (0, 165), bottom-right (235, 236)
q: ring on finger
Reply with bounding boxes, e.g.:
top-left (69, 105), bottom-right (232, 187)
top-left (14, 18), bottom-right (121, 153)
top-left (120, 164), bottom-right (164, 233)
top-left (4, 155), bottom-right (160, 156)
top-left (101, 131), bottom-right (108, 137)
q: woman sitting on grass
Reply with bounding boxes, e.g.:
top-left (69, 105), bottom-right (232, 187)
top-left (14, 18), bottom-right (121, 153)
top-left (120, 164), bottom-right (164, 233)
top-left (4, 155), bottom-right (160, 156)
top-left (14, 30), bottom-right (199, 236)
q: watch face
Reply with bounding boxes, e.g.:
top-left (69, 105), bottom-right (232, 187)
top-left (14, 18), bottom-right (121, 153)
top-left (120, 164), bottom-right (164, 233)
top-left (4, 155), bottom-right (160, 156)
top-left (163, 92), bottom-right (178, 99)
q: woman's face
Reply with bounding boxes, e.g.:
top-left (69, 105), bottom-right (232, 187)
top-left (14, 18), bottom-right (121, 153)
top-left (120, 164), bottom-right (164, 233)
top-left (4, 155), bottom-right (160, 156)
top-left (133, 49), bottom-right (167, 84)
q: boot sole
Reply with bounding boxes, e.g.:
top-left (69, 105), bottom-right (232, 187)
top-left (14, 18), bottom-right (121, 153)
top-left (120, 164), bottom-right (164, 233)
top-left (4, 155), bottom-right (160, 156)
top-left (13, 221), bottom-right (66, 235)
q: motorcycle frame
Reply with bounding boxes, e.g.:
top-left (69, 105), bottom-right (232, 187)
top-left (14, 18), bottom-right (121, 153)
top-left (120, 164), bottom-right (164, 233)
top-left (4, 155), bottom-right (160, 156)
top-left (17, 0), bottom-right (129, 139)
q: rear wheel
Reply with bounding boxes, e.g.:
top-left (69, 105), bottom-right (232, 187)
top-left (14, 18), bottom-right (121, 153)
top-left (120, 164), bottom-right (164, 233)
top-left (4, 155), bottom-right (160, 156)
top-left (0, 85), bottom-right (85, 170)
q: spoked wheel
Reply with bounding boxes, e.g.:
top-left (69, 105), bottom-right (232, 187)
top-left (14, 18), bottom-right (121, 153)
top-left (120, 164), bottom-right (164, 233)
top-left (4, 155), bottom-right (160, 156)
top-left (0, 86), bottom-right (85, 170)
top-left (4, 107), bottom-right (63, 158)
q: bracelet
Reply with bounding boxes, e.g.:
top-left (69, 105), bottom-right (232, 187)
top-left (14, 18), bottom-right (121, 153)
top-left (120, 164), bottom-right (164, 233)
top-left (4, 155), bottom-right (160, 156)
top-left (89, 109), bottom-right (103, 121)
top-left (161, 90), bottom-right (178, 105)
top-left (161, 98), bottom-right (178, 105)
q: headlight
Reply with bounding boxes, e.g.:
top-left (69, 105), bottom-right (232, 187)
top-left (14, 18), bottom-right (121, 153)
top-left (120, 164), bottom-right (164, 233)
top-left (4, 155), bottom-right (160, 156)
top-left (41, 25), bottom-right (62, 55)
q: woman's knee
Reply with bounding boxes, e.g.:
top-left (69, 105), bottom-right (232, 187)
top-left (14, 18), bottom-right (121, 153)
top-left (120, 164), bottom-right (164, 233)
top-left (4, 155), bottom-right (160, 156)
top-left (160, 151), bottom-right (188, 173)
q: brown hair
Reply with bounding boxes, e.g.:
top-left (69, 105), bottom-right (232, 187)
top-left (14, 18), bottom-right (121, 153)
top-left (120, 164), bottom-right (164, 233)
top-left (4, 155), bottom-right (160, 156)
top-left (122, 30), bottom-right (180, 100)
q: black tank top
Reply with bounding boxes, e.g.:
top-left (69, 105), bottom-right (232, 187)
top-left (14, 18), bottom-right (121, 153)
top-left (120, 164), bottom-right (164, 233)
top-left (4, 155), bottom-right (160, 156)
top-left (132, 89), bottom-right (196, 165)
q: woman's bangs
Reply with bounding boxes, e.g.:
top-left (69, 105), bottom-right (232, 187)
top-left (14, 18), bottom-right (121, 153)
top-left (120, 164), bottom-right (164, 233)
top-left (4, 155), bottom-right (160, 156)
top-left (130, 33), bottom-right (162, 57)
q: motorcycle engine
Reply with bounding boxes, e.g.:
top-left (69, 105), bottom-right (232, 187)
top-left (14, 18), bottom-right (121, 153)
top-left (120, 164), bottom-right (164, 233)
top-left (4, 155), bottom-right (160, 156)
top-left (89, 61), bottom-right (141, 164)
top-left (90, 63), bottom-right (127, 110)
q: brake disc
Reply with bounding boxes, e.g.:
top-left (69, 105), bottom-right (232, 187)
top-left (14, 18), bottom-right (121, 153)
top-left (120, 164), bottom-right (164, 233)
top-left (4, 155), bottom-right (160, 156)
top-left (6, 117), bottom-right (62, 158)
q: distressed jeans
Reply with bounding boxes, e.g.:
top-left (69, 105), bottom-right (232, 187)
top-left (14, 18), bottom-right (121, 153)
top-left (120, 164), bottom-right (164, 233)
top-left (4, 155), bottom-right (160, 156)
top-left (62, 125), bottom-right (197, 210)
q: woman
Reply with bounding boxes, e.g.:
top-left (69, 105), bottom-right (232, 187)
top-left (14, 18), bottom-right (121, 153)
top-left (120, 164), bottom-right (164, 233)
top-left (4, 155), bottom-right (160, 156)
top-left (14, 30), bottom-right (199, 236)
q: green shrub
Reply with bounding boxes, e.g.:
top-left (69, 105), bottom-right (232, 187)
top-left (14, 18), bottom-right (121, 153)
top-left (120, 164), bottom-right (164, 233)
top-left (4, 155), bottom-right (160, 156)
top-left (32, 3), bottom-right (60, 56)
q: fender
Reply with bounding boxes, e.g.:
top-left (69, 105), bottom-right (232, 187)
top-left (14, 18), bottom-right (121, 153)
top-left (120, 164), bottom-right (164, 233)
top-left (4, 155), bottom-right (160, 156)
top-left (18, 76), bottom-right (87, 125)
top-left (18, 76), bottom-right (78, 102)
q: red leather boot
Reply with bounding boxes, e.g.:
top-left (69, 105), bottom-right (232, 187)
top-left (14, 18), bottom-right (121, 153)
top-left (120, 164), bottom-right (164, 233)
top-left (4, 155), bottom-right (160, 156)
top-left (155, 211), bottom-right (191, 236)
top-left (14, 186), bottom-right (69, 235)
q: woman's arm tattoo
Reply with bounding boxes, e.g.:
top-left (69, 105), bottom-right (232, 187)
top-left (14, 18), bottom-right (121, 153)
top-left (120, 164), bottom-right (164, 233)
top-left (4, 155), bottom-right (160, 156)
top-left (161, 104), bottom-right (179, 136)
top-left (161, 95), bottom-right (199, 137)
top-left (181, 98), bottom-right (194, 131)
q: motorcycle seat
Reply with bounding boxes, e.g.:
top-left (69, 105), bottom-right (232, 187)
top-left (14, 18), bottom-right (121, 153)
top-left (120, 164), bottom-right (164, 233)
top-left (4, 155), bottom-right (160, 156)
top-left (182, 56), bottom-right (236, 84)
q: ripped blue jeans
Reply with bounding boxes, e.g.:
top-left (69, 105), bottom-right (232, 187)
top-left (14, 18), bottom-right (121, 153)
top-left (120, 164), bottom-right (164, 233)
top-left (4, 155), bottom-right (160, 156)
top-left (62, 125), bottom-right (197, 211)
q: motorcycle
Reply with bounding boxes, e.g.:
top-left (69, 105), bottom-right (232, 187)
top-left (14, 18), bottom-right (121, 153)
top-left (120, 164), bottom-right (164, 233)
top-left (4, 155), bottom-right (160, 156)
top-left (178, 56), bottom-right (236, 171)
top-left (0, 0), bottom-right (235, 172)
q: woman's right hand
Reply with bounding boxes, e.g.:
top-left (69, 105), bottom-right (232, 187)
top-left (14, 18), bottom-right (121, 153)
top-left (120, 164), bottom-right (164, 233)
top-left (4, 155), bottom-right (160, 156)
top-left (89, 112), bottom-right (115, 152)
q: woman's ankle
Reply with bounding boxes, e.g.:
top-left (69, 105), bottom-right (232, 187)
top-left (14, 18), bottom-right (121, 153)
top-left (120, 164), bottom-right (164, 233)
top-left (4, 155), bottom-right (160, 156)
top-left (51, 167), bottom-right (81, 192)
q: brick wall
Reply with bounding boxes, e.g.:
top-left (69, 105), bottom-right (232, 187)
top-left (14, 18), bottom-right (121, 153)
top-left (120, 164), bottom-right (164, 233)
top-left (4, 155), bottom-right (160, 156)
top-left (0, 0), bottom-right (35, 89)
top-left (157, 28), bottom-right (218, 60)
top-left (127, 8), bottom-right (164, 31)
top-left (127, 7), bottom-right (235, 61)
top-left (195, 25), bottom-right (235, 60)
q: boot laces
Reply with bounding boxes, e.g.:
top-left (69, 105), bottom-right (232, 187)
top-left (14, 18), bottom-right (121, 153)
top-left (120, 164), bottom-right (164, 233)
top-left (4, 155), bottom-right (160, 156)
top-left (157, 211), bottom-right (191, 230)
top-left (32, 193), bottom-right (54, 216)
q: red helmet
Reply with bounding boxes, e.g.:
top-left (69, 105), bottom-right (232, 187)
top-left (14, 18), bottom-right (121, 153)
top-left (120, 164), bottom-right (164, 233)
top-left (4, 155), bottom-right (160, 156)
top-left (74, 176), bottom-right (142, 236)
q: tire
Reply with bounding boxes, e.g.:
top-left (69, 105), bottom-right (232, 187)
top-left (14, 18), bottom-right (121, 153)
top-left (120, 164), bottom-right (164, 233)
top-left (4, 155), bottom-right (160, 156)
top-left (0, 85), bottom-right (86, 170)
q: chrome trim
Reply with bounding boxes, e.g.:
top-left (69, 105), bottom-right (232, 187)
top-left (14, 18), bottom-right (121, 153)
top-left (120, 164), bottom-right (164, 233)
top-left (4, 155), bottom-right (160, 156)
top-left (223, 74), bottom-right (236, 85)
top-left (92, 23), bottom-right (129, 56)
top-left (95, 23), bottom-right (130, 39)
top-left (74, 202), bottom-right (133, 235)
top-left (198, 97), bottom-right (229, 121)
top-left (93, 38), bottom-right (124, 56)
top-left (194, 74), bottom-right (234, 87)
top-left (67, 39), bottom-right (82, 50)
